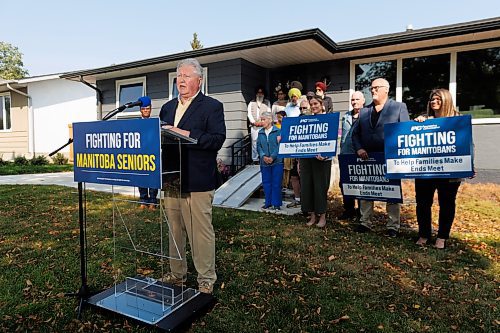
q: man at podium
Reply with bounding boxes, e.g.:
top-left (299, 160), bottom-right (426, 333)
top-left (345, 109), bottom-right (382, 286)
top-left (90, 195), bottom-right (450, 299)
top-left (159, 58), bottom-right (226, 294)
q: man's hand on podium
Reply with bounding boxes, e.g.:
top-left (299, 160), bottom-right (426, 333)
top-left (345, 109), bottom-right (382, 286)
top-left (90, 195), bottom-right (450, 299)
top-left (162, 125), bottom-right (191, 138)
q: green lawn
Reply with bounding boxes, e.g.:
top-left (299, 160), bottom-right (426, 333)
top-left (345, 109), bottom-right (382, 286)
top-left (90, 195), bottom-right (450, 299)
top-left (0, 164), bottom-right (73, 175)
top-left (0, 184), bottom-right (498, 332)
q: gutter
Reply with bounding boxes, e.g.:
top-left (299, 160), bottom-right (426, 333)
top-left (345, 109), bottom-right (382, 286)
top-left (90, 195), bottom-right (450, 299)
top-left (6, 83), bottom-right (35, 157)
top-left (78, 76), bottom-right (103, 120)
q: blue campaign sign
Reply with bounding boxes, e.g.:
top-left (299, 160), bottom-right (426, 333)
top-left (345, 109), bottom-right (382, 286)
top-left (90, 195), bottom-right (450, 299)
top-left (73, 118), bottom-right (162, 188)
top-left (278, 113), bottom-right (340, 158)
top-left (384, 115), bottom-right (474, 179)
top-left (338, 153), bottom-right (403, 203)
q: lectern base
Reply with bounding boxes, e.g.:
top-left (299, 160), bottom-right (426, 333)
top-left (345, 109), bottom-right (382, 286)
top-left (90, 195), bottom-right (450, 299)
top-left (87, 276), bottom-right (215, 332)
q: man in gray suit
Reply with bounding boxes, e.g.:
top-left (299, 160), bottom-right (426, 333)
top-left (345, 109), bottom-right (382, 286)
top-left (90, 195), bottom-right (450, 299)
top-left (351, 78), bottom-right (410, 237)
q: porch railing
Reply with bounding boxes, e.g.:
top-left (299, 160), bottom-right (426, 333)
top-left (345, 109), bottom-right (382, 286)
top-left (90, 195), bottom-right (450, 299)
top-left (229, 134), bottom-right (252, 176)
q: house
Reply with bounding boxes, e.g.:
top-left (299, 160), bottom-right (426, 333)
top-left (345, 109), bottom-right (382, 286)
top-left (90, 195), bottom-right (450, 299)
top-left (59, 16), bottom-right (499, 172)
top-left (0, 75), bottom-right (95, 160)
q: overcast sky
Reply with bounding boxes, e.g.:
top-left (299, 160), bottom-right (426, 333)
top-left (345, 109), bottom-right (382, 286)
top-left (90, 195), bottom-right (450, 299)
top-left (1, 0), bottom-right (499, 76)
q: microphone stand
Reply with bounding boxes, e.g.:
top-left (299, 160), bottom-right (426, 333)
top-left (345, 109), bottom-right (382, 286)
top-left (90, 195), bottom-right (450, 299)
top-left (48, 103), bottom-right (128, 319)
top-left (102, 105), bottom-right (127, 121)
top-left (49, 143), bottom-right (89, 319)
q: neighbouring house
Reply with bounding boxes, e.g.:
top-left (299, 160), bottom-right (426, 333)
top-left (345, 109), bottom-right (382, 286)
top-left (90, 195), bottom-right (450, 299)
top-left (59, 16), bottom-right (499, 173)
top-left (0, 75), bottom-right (96, 161)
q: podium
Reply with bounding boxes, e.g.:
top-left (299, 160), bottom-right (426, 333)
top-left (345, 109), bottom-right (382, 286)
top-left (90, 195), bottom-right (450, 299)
top-left (70, 119), bottom-right (214, 331)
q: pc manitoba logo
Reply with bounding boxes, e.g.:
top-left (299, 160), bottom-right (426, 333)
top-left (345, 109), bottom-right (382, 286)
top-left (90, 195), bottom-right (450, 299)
top-left (410, 124), bottom-right (440, 132)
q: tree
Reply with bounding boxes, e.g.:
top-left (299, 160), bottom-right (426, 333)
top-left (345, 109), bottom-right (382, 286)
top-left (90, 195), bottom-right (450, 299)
top-left (0, 42), bottom-right (28, 80)
top-left (190, 33), bottom-right (203, 50)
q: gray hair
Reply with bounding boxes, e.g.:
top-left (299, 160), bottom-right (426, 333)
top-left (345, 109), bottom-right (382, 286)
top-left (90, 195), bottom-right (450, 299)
top-left (260, 111), bottom-right (272, 119)
top-left (177, 58), bottom-right (203, 78)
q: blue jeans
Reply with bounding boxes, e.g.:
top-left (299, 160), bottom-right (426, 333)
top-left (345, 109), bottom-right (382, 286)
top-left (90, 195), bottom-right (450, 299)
top-left (260, 163), bottom-right (284, 207)
top-left (138, 187), bottom-right (159, 204)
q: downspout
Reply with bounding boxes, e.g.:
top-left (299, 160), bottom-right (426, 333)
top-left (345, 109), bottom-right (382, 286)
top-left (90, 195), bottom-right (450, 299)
top-left (78, 76), bottom-right (103, 120)
top-left (6, 83), bottom-right (34, 157)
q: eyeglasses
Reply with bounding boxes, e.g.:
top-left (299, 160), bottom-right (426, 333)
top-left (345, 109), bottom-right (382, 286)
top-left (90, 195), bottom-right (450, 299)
top-left (370, 86), bottom-right (388, 91)
top-left (300, 107), bottom-right (308, 110)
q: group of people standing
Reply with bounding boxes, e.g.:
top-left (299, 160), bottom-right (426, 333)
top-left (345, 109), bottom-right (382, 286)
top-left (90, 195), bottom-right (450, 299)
top-left (348, 80), bottom-right (467, 250)
top-left (248, 78), bottom-right (468, 248)
top-left (248, 80), bottom-right (335, 228)
top-left (152, 56), bottom-right (468, 297)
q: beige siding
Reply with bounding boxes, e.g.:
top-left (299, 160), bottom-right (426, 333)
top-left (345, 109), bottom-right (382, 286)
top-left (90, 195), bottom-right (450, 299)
top-left (211, 91), bottom-right (248, 164)
top-left (0, 90), bottom-right (29, 160)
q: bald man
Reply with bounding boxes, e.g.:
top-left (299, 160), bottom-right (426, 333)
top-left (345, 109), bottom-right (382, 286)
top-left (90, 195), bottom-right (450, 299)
top-left (338, 91), bottom-right (365, 220)
top-left (351, 79), bottom-right (409, 237)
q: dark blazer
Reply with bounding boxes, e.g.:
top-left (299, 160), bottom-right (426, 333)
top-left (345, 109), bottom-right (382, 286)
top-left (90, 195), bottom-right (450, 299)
top-left (352, 99), bottom-right (409, 153)
top-left (159, 92), bottom-right (226, 192)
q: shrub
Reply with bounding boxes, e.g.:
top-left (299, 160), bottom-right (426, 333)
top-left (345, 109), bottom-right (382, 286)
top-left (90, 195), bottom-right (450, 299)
top-left (13, 156), bottom-right (29, 165)
top-left (51, 153), bottom-right (68, 165)
top-left (30, 155), bottom-right (49, 165)
top-left (0, 156), bottom-right (8, 166)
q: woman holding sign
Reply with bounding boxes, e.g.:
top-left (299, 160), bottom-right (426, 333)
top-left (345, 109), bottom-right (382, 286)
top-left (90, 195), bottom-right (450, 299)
top-left (301, 95), bottom-right (332, 228)
top-left (414, 88), bottom-right (463, 249)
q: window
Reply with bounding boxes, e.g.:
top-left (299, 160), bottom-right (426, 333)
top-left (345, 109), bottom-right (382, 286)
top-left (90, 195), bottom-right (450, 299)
top-left (457, 47), bottom-right (500, 118)
top-left (355, 60), bottom-right (396, 105)
top-left (168, 67), bottom-right (208, 100)
top-left (403, 54), bottom-right (450, 117)
top-left (0, 94), bottom-right (11, 131)
top-left (116, 77), bottom-right (146, 114)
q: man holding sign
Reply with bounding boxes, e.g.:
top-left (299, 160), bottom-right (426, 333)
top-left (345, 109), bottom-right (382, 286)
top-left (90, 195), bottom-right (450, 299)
top-left (352, 78), bottom-right (409, 237)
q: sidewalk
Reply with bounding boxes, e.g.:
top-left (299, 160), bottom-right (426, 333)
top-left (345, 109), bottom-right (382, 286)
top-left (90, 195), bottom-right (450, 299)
top-left (0, 172), bottom-right (302, 215)
top-left (0, 172), bottom-right (136, 196)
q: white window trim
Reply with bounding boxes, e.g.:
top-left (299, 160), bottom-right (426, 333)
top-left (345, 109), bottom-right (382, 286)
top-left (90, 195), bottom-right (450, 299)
top-left (115, 76), bottom-right (146, 118)
top-left (168, 67), bottom-right (208, 100)
top-left (0, 92), bottom-right (12, 132)
top-left (349, 40), bottom-right (500, 123)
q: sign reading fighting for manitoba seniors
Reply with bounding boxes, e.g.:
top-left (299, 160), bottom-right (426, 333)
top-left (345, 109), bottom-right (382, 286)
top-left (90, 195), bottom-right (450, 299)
top-left (339, 153), bottom-right (403, 203)
top-left (73, 118), bottom-right (162, 188)
top-left (384, 115), bottom-right (474, 179)
top-left (278, 113), bottom-right (339, 158)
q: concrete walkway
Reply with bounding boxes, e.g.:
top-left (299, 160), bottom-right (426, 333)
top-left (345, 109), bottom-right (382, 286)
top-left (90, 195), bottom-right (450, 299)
top-left (0, 172), bottom-right (302, 216)
top-left (0, 172), bottom-right (136, 196)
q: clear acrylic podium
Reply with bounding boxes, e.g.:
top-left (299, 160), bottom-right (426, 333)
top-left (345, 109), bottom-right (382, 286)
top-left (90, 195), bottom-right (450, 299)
top-left (86, 127), bottom-right (214, 331)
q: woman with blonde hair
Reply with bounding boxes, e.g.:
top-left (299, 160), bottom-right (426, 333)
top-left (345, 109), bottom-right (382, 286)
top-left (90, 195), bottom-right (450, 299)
top-left (414, 88), bottom-right (462, 249)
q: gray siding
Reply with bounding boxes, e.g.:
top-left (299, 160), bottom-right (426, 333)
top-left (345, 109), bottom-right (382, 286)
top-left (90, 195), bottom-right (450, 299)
top-left (241, 59), bottom-right (268, 103)
top-left (472, 123), bottom-right (500, 170)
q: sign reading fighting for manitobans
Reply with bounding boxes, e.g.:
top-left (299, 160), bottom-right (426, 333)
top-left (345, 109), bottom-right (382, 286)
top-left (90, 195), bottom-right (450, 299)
top-left (384, 115), bottom-right (474, 179)
top-left (339, 153), bottom-right (403, 203)
top-left (278, 113), bottom-right (339, 158)
top-left (73, 118), bottom-right (161, 188)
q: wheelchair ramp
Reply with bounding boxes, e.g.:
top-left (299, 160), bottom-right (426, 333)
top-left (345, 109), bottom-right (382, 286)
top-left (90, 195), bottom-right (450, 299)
top-left (213, 165), bottom-right (261, 208)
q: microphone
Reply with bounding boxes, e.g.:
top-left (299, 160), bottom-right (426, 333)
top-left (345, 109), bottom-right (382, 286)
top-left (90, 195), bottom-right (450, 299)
top-left (124, 100), bottom-right (143, 108)
top-left (102, 96), bottom-right (151, 120)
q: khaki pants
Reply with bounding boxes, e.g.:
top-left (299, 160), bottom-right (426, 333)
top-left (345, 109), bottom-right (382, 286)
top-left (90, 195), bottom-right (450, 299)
top-left (359, 200), bottom-right (400, 231)
top-left (164, 190), bottom-right (216, 285)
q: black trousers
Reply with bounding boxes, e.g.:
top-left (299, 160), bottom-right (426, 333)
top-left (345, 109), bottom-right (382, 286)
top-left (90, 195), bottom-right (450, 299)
top-left (300, 158), bottom-right (331, 214)
top-left (415, 178), bottom-right (461, 239)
